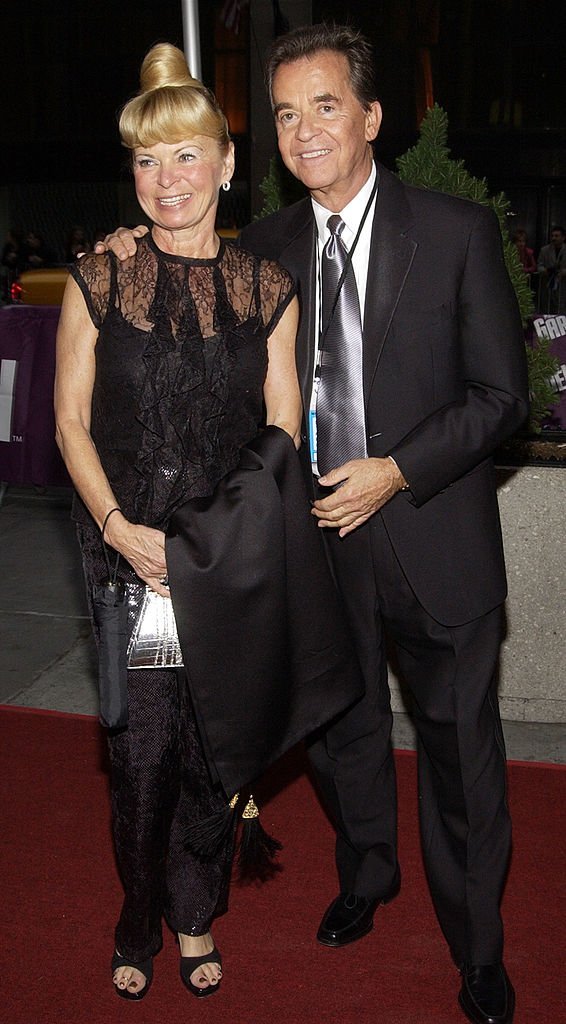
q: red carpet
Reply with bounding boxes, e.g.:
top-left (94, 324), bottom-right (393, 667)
top-left (0, 706), bottom-right (564, 1024)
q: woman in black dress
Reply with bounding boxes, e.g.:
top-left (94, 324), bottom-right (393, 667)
top-left (54, 43), bottom-right (301, 1001)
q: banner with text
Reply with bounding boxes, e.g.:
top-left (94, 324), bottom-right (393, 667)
top-left (531, 314), bottom-right (566, 430)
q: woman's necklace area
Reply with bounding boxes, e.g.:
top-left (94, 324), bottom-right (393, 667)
top-left (151, 228), bottom-right (222, 261)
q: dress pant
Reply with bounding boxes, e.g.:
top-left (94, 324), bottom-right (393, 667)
top-left (308, 511), bottom-right (511, 966)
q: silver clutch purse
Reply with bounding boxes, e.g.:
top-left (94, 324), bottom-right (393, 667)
top-left (126, 584), bottom-right (184, 669)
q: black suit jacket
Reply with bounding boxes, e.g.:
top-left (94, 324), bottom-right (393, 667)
top-left (239, 164), bottom-right (529, 626)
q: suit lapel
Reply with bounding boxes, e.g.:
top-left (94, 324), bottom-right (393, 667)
top-left (363, 167), bottom-right (417, 401)
top-left (271, 171), bottom-right (417, 413)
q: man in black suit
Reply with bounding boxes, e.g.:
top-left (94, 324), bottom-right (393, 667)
top-left (239, 24), bottom-right (528, 1024)
top-left (101, 24), bottom-right (528, 1023)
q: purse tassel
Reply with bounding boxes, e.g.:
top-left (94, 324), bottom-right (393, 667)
top-left (237, 795), bottom-right (282, 881)
top-left (183, 793), bottom-right (239, 858)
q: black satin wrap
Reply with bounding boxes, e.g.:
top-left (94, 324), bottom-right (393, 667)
top-left (165, 425), bottom-right (364, 799)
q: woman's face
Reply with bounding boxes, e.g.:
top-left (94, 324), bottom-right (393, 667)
top-left (133, 137), bottom-right (234, 239)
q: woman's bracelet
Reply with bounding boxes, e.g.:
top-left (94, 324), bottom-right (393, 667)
top-left (101, 506), bottom-right (122, 541)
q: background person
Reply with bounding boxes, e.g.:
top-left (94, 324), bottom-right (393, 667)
top-left (65, 224), bottom-right (90, 262)
top-left (537, 225), bottom-right (566, 312)
top-left (1, 229), bottom-right (23, 301)
top-left (511, 227), bottom-right (536, 275)
top-left (21, 230), bottom-right (56, 270)
top-left (55, 42), bottom-right (302, 1002)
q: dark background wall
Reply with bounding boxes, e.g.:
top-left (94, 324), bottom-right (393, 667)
top-left (1, 1), bottom-right (186, 184)
top-left (312, 0), bottom-right (566, 245)
top-left (0, 1), bottom-right (233, 257)
top-left (1, 1), bottom-right (565, 258)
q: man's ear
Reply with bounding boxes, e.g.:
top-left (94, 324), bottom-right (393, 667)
top-left (365, 101), bottom-right (382, 143)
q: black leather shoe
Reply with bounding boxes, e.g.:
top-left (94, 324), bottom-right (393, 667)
top-left (316, 871), bottom-right (401, 948)
top-left (459, 963), bottom-right (515, 1024)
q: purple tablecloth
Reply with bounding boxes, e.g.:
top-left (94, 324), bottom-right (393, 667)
top-left (0, 305), bottom-right (71, 486)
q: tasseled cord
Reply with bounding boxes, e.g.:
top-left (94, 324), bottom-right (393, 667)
top-left (183, 793), bottom-right (240, 858)
top-left (238, 795), bottom-right (283, 881)
top-left (183, 793), bottom-right (282, 881)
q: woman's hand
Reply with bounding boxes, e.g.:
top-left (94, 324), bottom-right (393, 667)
top-left (105, 514), bottom-right (170, 597)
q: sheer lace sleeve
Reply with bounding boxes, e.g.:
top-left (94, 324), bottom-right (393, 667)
top-left (258, 259), bottom-right (296, 336)
top-left (69, 253), bottom-right (113, 329)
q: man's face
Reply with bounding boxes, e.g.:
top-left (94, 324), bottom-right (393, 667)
top-left (272, 50), bottom-right (382, 212)
top-left (551, 230), bottom-right (565, 249)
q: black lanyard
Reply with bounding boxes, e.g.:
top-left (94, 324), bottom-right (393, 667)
top-left (316, 172), bottom-right (379, 366)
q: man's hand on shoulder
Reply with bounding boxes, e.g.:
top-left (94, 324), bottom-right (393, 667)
top-left (312, 457), bottom-right (409, 538)
top-left (94, 225), bottom-right (149, 261)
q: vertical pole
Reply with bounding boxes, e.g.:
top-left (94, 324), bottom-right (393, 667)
top-left (181, 0), bottom-right (202, 80)
top-left (248, 0), bottom-right (312, 216)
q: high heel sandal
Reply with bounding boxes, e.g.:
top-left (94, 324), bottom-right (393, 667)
top-left (111, 951), bottom-right (153, 1000)
top-left (180, 945), bottom-right (222, 998)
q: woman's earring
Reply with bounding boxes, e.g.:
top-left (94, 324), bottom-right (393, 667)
top-left (221, 181), bottom-right (231, 192)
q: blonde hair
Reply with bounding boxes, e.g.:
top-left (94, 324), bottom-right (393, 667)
top-left (119, 43), bottom-right (230, 152)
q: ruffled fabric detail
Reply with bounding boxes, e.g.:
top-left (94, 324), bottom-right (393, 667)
top-left (71, 236), bottom-right (294, 531)
top-left (134, 257), bottom-right (241, 526)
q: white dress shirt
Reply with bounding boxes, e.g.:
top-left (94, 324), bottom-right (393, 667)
top-left (308, 164), bottom-right (378, 473)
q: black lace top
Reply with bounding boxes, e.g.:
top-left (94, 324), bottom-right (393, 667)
top-left (70, 234), bottom-right (295, 529)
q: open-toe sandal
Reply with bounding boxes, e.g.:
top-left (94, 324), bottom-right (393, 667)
top-left (180, 945), bottom-right (222, 998)
top-left (111, 950), bottom-right (153, 1000)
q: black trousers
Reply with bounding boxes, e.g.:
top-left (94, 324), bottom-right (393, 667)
top-left (108, 668), bottom-right (232, 962)
top-left (78, 524), bottom-right (231, 963)
top-left (308, 512), bottom-right (511, 966)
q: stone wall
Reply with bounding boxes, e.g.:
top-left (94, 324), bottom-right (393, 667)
top-left (389, 464), bottom-right (566, 724)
